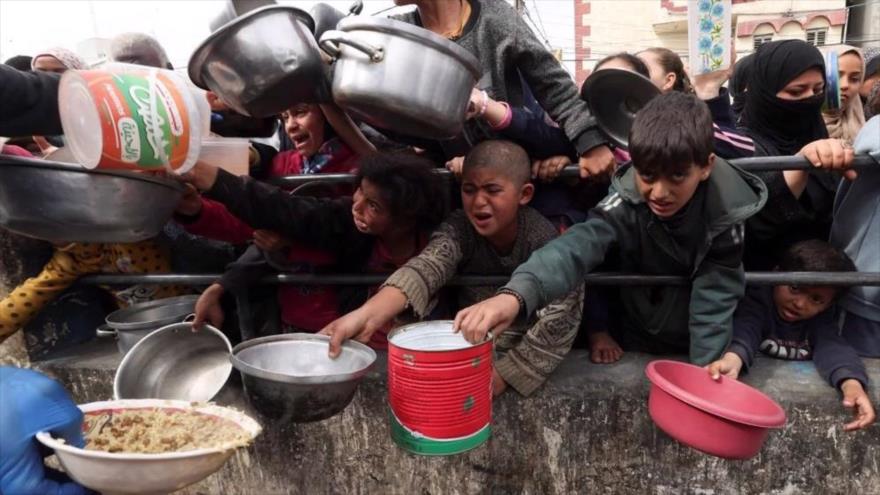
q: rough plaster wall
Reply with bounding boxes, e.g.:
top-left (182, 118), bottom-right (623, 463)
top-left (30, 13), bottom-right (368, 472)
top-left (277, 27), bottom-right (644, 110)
top-left (0, 229), bottom-right (51, 366)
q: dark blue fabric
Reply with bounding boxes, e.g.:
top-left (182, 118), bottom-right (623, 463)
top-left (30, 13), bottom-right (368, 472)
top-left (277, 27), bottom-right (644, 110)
top-left (727, 285), bottom-right (868, 388)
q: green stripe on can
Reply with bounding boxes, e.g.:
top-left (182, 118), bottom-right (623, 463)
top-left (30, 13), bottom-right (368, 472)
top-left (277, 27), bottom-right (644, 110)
top-left (389, 411), bottom-right (490, 456)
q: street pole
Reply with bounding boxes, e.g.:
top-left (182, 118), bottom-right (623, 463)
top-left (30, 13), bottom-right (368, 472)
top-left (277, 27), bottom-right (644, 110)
top-left (514, 0), bottom-right (525, 15)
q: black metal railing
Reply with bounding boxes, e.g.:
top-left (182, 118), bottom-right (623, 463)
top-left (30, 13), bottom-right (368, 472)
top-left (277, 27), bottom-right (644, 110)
top-left (80, 272), bottom-right (880, 287)
top-left (269, 154), bottom-right (879, 188)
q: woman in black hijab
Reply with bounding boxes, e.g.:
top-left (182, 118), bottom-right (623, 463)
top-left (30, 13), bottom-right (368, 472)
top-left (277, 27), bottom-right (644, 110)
top-left (738, 39), bottom-right (855, 269)
top-left (728, 53), bottom-right (753, 122)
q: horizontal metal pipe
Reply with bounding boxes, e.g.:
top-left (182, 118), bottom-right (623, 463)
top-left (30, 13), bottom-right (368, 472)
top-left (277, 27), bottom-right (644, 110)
top-left (269, 154), bottom-right (878, 186)
top-left (79, 272), bottom-right (880, 287)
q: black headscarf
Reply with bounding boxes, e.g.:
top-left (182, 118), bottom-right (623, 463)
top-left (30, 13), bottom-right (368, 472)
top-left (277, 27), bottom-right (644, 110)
top-left (739, 40), bottom-right (828, 156)
top-left (728, 53), bottom-right (753, 120)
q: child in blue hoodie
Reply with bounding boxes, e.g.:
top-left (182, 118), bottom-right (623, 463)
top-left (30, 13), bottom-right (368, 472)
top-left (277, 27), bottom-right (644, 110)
top-left (707, 240), bottom-right (874, 431)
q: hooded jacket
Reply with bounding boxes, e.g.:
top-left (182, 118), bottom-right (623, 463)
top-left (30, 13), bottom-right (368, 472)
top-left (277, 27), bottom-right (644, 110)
top-left (503, 158), bottom-right (768, 364)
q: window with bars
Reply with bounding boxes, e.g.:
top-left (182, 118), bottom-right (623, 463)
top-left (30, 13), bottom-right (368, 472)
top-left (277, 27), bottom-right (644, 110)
top-left (806, 28), bottom-right (827, 46)
top-left (753, 34), bottom-right (773, 50)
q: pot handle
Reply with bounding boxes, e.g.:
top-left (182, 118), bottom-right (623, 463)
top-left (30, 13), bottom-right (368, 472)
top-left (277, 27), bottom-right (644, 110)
top-left (319, 30), bottom-right (384, 63)
top-left (96, 324), bottom-right (117, 338)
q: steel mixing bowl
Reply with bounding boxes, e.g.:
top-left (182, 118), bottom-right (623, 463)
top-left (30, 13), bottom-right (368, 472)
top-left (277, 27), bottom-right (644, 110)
top-left (114, 323), bottom-right (233, 401)
top-left (0, 156), bottom-right (183, 243)
top-left (231, 333), bottom-right (376, 422)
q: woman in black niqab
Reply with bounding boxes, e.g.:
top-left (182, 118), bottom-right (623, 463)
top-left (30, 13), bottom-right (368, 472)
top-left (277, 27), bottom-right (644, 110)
top-left (738, 39), bottom-right (853, 270)
top-left (740, 39), bottom-right (829, 155)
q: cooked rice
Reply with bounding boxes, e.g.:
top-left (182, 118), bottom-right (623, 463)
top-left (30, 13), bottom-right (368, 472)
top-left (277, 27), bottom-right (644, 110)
top-left (83, 407), bottom-right (251, 454)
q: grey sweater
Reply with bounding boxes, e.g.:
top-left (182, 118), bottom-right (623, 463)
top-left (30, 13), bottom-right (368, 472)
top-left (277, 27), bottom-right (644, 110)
top-left (383, 208), bottom-right (584, 396)
top-left (393, 0), bottom-right (605, 155)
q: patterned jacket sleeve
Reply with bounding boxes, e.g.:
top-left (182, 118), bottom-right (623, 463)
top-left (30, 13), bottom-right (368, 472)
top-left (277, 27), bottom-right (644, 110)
top-left (495, 283), bottom-right (584, 396)
top-left (381, 215), bottom-right (467, 317)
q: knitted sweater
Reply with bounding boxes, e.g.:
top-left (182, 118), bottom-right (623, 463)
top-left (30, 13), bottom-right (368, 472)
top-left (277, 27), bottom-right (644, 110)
top-left (383, 207), bottom-right (584, 396)
top-left (394, 0), bottom-right (605, 155)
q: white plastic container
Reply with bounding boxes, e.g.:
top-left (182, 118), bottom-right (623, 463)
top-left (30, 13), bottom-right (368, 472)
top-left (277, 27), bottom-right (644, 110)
top-left (58, 63), bottom-right (204, 174)
top-left (198, 137), bottom-right (251, 176)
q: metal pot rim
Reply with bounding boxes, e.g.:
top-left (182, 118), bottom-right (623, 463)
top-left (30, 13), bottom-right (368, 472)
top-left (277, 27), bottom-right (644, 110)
top-left (333, 16), bottom-right (481, 80)
top-left (188, 5), bottom-right (316, 89)
top-left (387, 320), bottom-right (491, 353)
top-left (0, 155), bottom-right (184, 192)
top-left (104, 295), bottom-right (200, 331)
top-left (231, 333), bottom-right (376, 385)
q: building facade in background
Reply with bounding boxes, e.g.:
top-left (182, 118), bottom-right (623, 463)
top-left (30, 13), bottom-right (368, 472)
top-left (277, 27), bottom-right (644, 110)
top-left (574, 0), bottom-right (850, 86)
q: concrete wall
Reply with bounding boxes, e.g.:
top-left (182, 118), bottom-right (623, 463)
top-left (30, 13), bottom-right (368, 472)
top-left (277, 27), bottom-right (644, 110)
top-left (37, 342), bottom-right (879, 494)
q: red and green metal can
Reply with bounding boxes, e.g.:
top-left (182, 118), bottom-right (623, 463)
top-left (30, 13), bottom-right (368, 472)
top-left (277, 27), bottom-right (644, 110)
top-left (387, 321), bottom-right (492, 455)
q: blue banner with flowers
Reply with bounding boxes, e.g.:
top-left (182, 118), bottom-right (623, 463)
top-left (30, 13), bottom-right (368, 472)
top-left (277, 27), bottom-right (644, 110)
top-left (688, 0), bottom-right (732, 74)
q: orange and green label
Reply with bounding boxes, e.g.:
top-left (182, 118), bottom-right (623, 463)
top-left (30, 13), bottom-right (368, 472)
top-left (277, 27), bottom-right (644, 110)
top-left (82, 69), bottom-right (192, 171)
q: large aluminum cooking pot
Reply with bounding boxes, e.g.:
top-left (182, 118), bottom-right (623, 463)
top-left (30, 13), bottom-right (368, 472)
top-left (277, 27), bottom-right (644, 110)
top-left (319, 16), bottom-right (481, 139)
top-left (208, 0), bottom-right (276, 32)
top-left (232, 333), bottom-right (376, 422)
top-left (189, 5), bottom-right (328, 118)
top-left (114, 322), bottom-right (233, 401)
top-left (95, 295), bottom-right (199, 355)
top-left (0, 156), bottom-right (183, 243)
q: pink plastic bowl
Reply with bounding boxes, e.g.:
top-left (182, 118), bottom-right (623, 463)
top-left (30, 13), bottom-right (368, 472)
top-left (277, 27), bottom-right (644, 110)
top-left (645, 360), bottom-right (787, 459)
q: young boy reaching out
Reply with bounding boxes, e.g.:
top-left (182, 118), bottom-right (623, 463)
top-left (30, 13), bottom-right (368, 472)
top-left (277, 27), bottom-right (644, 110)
top-left (454, 92), bottom-right (768, 366)
top-left (322, 140), bottom-right (584, 397)
top-left (707, 240), bottom-right (875, 431)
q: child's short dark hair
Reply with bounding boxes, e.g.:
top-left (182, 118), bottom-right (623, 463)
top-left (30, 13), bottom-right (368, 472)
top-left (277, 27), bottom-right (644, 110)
top-left (595, 52), bottom-right (651, 79)
top-left (778, 240), bottom-right (856, 297)
top-left (356, 151), bottom-right (449, 232)
top-left (629, 92), bottom-right (714, 177)
top-left (462, 140), bottom-right (531, 186)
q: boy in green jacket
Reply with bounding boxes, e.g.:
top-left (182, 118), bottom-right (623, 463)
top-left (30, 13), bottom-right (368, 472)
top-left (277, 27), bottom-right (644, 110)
top-left (454, 92), bottom-right (768, 365)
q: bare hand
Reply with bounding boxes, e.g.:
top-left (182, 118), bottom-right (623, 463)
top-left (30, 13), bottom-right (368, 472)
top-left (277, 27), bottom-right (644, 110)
top-left (465, 87), bottom-right (487, 120)
top-left (692, 66), bottom-right (733, 100)
top-left (180, 161), bottom-right (220, 191)
top-left (192, 283), bottom-right (225, 330)
top-left (492, 367), bottom-right (508, 397)
top-left (705, 352), bottom-right (743, 380)
top-left (253, 229), bottom-right (289, 252)
top-left (319, 308), bottom-right (384, 358)
top-left (578, 145), bottom-right (615, 181)
top-left (175, 183), bottom-right (203, 216)
top-left (445, 156), bottom-right (465, 179)
top-left (841, 379), bottom-right (876, 432)
top-left (798, 139), bottom-right (857, 180)
top-left (453, 293), bottom-right (520, 345)
top-left (32, 135), bottom-right (58, 157)
top-left (531, 155), bottom-right (570, 182)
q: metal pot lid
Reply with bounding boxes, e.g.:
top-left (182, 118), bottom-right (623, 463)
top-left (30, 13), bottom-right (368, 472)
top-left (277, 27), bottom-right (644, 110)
top-left (334, 16), bottom-right (481, 80)
top-left (105, 295), bottom-right (199, 331)
top-left (0, 155), bottom-right (184, 192)
top-left (231, 333), bottom-right (376, 385)
top-left (188, 5), bottom-right (317, 89)
top-left (579, 68), bottom-right (660, 149)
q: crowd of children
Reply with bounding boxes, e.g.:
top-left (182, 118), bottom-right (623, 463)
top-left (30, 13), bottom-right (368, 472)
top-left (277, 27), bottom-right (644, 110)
top-left (2, 0), bottom-right (878, 440)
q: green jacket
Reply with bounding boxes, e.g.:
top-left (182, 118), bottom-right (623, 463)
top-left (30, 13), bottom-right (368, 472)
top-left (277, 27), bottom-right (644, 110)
top-left (504, 158), bottom-right (768, 364)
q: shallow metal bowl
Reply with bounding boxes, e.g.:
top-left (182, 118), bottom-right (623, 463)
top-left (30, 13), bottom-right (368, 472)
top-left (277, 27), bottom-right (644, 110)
top-left (232, 333), bottom-right (376, 422)
top-left (0, 156), bottom-right (183, 243)
top-left (114, 323), bottom-right (233, 402)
